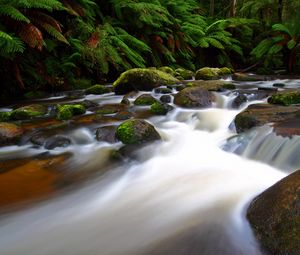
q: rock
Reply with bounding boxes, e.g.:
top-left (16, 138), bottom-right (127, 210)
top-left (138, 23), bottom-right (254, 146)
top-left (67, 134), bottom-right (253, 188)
top-left (150, 102), bottom-right (173, 115)
top-left (95, 126), bottom-right (117, 143)
top-left (268, 89), bottom-right (300, 105)
top-left (44, 136), bottom-right (72, 150)
top-left (0, 122), bottom-right (24, 146)
top-left (113, 68), bottom-right (179, 95)
top-left (115, 119), bottom-right (161, 145)
top-left (273, 83), bottom-right (286, 88)
top-left (56, 104), bottom-right (86, 120)
top-left (175, 68), bottom-right (195, 80)
top-left (247, 170), bottom-right (300, 255)
top-left (154, 87), bottom-right (173, 94)
top-left (80, 100), bottom-right (98, 109)
top-left (134, 94), bottom-right (157, 106)
top-left (231, 94), bottom-right (248, 108)
top-left (160, 95), bottom-right (172, 103)
top-left (185, 80), bottom-right (236, 91)
top-left (158, 66), bottom-right (176, 76)
top-left (174, 87), bottom-right (214, 108)
top-left (234, 103), bottom-right (300, 134)
top-left (85, 84), bottom-right (110, 95)
top-left (121, 97), bottom-right (130, 105)
top-left (195, 67), bottom-right (232, 80)
top-left (0, 112), bottom-right (11, 122)
top-left (11, 104), bottom-right (47, 120)
top-left (232, 72), bottom-right (264, 81)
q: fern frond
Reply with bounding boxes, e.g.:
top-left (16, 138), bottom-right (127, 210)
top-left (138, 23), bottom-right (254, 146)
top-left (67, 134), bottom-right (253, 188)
top-left (18, 23), bottom-right (43, 50)
top-left (0, 5), bottom-right (30, 23)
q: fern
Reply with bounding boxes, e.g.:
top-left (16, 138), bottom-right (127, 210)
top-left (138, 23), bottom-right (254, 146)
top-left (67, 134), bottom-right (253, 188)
top-left (0, 5), bottom-right (30, 23)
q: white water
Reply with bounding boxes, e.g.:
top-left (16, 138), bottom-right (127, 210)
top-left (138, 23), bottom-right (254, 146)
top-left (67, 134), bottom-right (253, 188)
top-left (0, 93), bottom-right (290, 255)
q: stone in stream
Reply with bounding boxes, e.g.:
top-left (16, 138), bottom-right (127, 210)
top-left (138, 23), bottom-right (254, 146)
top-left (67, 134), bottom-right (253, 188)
top-left (115, 119), bottom-right (161, 145)
top-left (0, 122), bottom-right (24, 146)
top-left (44, 136), bottom-right (72, 150)
top-left (150, 102), bottom-right (173, 115)
top-left (134, 94), bottom-right (157, 106)
top-left (85, 84), bottom-right (110, 95)
top-left (174, 68), bottom-right (195, 80)
top-left (56, 104), bottom-right (86, 120)
top-left (174, 86), bottom-right (214, 108)
top-left (231, 93), bottom-right (248, 109)
top-left (268, 89), bottom-right (300, 105)
top-left (113, 68), bottom-right (179, 95)
top-left (195, 67), bottom-right (232, 80)
top-left (160, 95), bottom-right (172, 103)
top-left (247, 170), bottom-right (300, 255)
top-left (184, 80), bottom-right (235, 91)
top-left (10, 104), bottom-right (48, 120)
top-left (95, 126), bottom-right (117, 143)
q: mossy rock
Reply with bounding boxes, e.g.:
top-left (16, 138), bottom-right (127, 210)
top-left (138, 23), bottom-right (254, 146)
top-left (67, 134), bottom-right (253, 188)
top-left (0, 122), bottom-right (24, 146)
top-left (195, 67), bottom-right (221, 80)
top-left (115, 119), bottom-right (161, 145)
top-left (247, 170), bottom-right (300, 255)
top-left (113, 68), bottom-right (179, 95)
top-left (158, 66), bottom-right (176, 76)
top-left (150, 102), bottom-right (173, 115)
top-left (234, 114), bottom-right (259, 132)
top-left (185, 80), bottom-right (236, 91)
top-left (85, 84), bottom-right (110, 95)
top-left (175, 68), bottom-right (195, 80)
top-left (160, 95), bottom-right (172, 103)
top-left (0, 112), bottom-right (11, 122)
top-left (232, 72), bottom-right (263, 81)
top-left (154, 87), bottom-right (172, 94)
top-left (174, 87), bottom-right (214, 108)
top-left (134, 94), bottom-right (157, 106)
top-left (219, 67), bottom-right (233, 75)
top-left (56, 104), bottom-right (86, 120)
top-left (11, 104), bottom-right (48, 120)
top-left (268, 90), bottom-right (300, 106)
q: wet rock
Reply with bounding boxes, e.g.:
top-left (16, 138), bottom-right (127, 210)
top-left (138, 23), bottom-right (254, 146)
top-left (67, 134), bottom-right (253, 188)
top-left (158, 66), bottom-right (176, 76)
top-left (234, 103), bottom-right (300, 134)
top-left (268, 89), bottom-right (300, 105)
top-left (56, 104), bottom-right (86, 120)
top-left (121, 97), bottom-right (130, 105)
top-left (0, 112), bottom-right (11, 122)
top-left (154, 87), bottom-right (173, 94)
top-left (11, 104), bottom-right (48, 120)
top-left (134, 94), bottom-right (157, 106)
top-left (95, 126), bottom-right (117, 143)
top-left (231, 94), bottom-right (247, 108)
top-left (150, 102), bottom-right (173, 115)
top-left (115, 119), bottom-right (161, 145)
top-left (195, 67), bottom-right (232, 80)
top-left (0, 122), bottom-right (24, 146)
top-left (44, 135), bottom-right (72, 150)
top-left (85, 84), bottom-right (110, 95)
top-left (160, 95), bottom-right (172, 103)
top-left (273, 83), bottom-right (286, 88)
top-left (113, 68), bottom-right (179, 95)
top-left (186, 80), bottom-right (236, 91)
top-left (232, 72), bottom-right (265, 81)
top-left (80, 100), bottom-right (98, 109)
top-left (174, 87), bottom-right (214, 108)
top-left (175, 68), bottom-right (195, 80)
top-left (247, 170), bottom-right (300, 255)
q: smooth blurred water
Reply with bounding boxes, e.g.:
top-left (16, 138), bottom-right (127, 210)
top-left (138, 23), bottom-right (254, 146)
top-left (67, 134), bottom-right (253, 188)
top-left (0, 87), bottom-right (294, 255)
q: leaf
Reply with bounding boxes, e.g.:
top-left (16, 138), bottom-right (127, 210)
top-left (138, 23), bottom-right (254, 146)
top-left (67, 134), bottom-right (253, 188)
top-left (287, 39), bottom-right (297, 50)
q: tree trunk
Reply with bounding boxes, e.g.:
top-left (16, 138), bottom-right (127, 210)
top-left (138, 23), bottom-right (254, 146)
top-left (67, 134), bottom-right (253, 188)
top-left (278, 0), bottom-right (283, 22)
top-left (230, 0), bottom-right (237, 17)
top-left (210, 0), bottom-right (215, 16)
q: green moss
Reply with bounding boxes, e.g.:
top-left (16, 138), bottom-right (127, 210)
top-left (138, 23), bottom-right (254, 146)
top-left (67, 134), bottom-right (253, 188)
top-left (175, 68), bottom-right (194, 80)
top-left (0, 112), bottom-right (11, 122)
top-left (134, 94), bottom-right (157, 105)
top-left (150, 102), bottom-right (170, 115)
top-left (57, 104), bottom-right (86, 120)
top-left (222, 83), bottom-right (236, 90)
top-left (268, 91), bottom-right (300, 105)
top-left (113, 68), bottom-right (179, 94)
top-left (158, 66), bottom-right (176, 76)
top-left (86, 84), bottom-right (110, 95)
top-left (11, 104), bottom-right (47, 120)
top-left (234, 114), bottom-right (259, 132)
top-left (195, 67), bottom-right (220, 80)
top-left (115, 120), bottom-right (137, 144)
top-left (219, 67), bottom-right (233, 75)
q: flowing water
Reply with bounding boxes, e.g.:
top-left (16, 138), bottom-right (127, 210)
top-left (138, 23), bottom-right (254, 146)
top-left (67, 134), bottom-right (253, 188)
top-left (0, 80), bottom-right (299, 255)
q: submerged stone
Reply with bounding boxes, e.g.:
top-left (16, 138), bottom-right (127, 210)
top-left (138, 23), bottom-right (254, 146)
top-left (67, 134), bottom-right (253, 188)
top-left (0, 122), bottom-right (24, 146)
top-left (247, 170), bottom-right (300, 255)
top-left (115, 119), bottom-right (161, 145)
top-left (11, 104), bottom-right (47, 120)
top-left (113, 68), bottom-right (179, 95)
top-left (134, 94), bottom-right (157, 106)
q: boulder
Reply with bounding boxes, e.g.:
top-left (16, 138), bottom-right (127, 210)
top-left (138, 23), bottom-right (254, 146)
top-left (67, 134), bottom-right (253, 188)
top-left (174, 87), bottom-right (214, 108)
top-left (234, 103), bottom-right (300, 135)
top-left (247, 170), bottom-right (300, 255)
top-left (113, 68), bottom-right (179, 95)
top-left (175, 68), bottom-right (195, 80)
top-left (56, 104), bottom-right (86, 120)
top-left (115, 119), bottom-right (161, 145)
top-left (185, 80), bottom-right (235, 91)
top-left (0, 112), bottom-right (11, 122)
top-left (158, 66), bottom-right (176, 76)
top-left (0, 122), bottom-right (24, 146)
top-left (231, 94), bottom-right (248, 108)
top-left (154, 87), bottom-right (173, 94)
top-left (268, 89), bottom-right (300, 106)
top-left (160, 95), bottom-right (172, 103)
top-left (150, 102), bottom-right (173, 115)
top-left (11, 104), bottom-right (47, 120)
top-left (134, 94), bottom-right (157, 106)
top-left (195, 67), bottom-right (232, 80)
top-left (44, 136), bottom-right (72, 150)
top-left (85, 84), bottom-right (110, 95)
